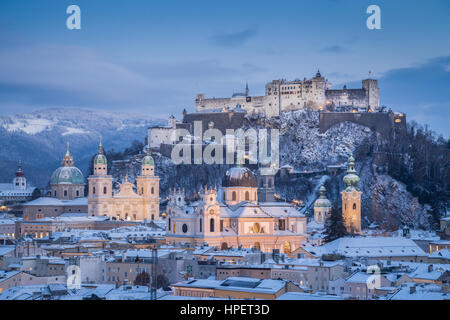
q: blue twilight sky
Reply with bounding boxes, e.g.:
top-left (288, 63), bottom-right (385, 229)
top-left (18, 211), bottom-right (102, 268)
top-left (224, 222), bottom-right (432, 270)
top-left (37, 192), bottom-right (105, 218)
top-left (0, 0), bottom-right (449, 136)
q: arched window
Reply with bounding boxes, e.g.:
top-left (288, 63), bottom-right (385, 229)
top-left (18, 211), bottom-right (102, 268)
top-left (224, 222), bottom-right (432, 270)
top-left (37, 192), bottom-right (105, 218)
top-left (76, 190), bottom-right (79, 197)
top-left (245, 191), bottom-right (250, 201)
top-left (93, 187), bottom-right (96, 195)
top-left (182, 224), bottom-right (188, 233)
top-left (199, 218), bottom-right (202, 232)
top-left (151, 214), bottom-right (155, 221)
top-left (54, 190), bottom-right (57, 197)
top-left (168, 218), bottom-right (171, 231)
top-left (232, 191), bottom-right (237, 201)
top-left (210, 218), bottom-right (215, 232)
top-left (151, 187), bottom-right (154, 194)
top-left (104, 187), bottom-right (107, 194)
top-left (64, 190), bottom-right (67, 197)
top-left (353, 203), bottom-right (357, 210)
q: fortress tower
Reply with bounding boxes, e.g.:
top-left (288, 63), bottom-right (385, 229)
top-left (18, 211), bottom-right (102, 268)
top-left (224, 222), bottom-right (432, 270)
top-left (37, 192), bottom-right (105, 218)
top-left (362, 78), bottom-right (380, 110)
top-left (341, 153), bottom-right (362, 234)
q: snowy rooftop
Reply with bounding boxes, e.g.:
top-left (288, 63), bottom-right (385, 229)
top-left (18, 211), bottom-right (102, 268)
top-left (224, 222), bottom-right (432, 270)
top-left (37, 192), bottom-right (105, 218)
top-left (277, 292), bottom-right (343, 300)
top-left (23, 197), bottom-right (88, 207)
top-left (172, 277), bottom-right (286, 294)
top-left (316, 237), bottom-right (427, 258)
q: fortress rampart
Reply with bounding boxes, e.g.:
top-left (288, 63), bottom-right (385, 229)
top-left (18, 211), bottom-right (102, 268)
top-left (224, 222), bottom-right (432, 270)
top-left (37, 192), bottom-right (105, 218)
top-left (319, 111), bottom-right (406, 136)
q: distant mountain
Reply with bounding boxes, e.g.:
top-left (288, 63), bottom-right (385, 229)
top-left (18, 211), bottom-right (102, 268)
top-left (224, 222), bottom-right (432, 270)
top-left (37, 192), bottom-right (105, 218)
top-left (0, 108), bottom-right (165, 188)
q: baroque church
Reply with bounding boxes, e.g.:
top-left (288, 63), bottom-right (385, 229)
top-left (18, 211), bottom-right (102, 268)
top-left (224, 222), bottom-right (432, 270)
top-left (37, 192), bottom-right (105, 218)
top-left (165, 165), bottom-right (307, 254)
top-left (88, 140), bottom-right (161, 221)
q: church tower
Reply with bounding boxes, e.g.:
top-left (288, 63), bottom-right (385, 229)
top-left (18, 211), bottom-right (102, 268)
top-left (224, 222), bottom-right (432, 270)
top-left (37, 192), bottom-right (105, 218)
top-left (88, 138), bottom-right (113, 217)
top-left (136, 145), bottom-right (160, 220)
top-left (314, 185), bottom-right (332, 224)
top-left (341, 153), bottom-right (362, 233)
top-left (13, 160), bottom-right (27, 190)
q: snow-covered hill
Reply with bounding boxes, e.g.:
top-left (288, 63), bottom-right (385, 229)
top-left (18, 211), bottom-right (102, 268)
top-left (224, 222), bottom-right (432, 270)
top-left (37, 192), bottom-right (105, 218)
top-left (0, 108), bottom-right (164, 187)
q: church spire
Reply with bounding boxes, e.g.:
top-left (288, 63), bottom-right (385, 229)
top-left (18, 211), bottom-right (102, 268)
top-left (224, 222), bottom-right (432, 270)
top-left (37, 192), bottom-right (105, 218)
top-left (98, 136), bottom-right (105, 155)
top-left (16, 160), bottom-right (24, 177)
top-left (62, 142), bottom-right (74, 167)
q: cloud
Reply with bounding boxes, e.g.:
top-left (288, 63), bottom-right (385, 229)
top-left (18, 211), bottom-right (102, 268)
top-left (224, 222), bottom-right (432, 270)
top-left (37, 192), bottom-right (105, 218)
top-left (209, 29), bottom-right (256, 47)
top-left (320, 45), bottom-right (346, 53)
top-left (379, 55), bottom-right (450, 137)
top-left (0, 43), bottom-right (266, 116)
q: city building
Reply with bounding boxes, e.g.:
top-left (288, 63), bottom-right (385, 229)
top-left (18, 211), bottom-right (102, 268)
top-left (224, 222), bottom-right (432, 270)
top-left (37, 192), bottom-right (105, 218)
top-left (195, 71), bottom-right (380, 117)
top-left (0, 161), bottom-right (38, 204)
top-left (166, 166), bottom-right (307, 253)
top-left (88, 142), bottom-right (160, 221)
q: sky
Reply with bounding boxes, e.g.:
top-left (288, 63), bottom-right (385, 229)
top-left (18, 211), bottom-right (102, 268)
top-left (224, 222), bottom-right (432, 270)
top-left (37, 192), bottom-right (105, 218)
top-left (0, 0), bottom-right (449, 136)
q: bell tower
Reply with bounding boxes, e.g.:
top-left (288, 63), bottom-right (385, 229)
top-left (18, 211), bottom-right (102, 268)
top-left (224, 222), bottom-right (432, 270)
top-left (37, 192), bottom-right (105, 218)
top-left (88, 137), bottom-right (113, 217)
top-left (13, 160), bottom-right (27, 190)
top-left (136, 145), bottom-right (160, 220)
top-left (341, 153), bottom-right (362, 233)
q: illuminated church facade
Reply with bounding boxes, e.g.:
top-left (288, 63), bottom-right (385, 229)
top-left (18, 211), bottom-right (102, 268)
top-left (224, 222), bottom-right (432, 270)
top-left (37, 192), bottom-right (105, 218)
top-left (88, 141), bottom-right (160, 221)
top-left (165, 166), bottom-right (307, 254)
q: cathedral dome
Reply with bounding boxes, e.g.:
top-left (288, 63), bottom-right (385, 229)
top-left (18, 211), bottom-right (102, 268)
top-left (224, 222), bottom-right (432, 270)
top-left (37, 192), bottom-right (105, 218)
top-left (50, 166), bottom-right (85, 185)
top-left (223, 166), bottom-right (257, 187)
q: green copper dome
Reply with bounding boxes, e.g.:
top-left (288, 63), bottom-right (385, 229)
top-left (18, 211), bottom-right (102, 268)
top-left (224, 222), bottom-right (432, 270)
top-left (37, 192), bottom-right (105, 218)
top-left (50, 166), bottom-right (85, 185)
top-left (94, 154), bottom-right (107, 165)
top-left (343, 153), bottom-right (360, 190)
top-left (142, 155), bottom-right (154, 166)
top-left (314, 185), bottom-right (332, 207)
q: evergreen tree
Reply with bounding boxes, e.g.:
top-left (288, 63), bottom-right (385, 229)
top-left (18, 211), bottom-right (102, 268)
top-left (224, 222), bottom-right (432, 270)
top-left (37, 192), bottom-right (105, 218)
top-left (324, 204), bottom-right (348, 243)
top-left (134, 271), bottom-right (150, 287)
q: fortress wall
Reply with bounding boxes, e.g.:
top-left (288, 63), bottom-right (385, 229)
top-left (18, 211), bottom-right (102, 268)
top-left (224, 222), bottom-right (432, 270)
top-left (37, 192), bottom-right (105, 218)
top-left (319, 112), bottom-right (406, 136)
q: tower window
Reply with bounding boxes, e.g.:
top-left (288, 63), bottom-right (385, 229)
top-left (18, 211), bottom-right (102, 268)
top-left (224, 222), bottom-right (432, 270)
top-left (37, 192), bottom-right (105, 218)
top-left (353, 203), bottom-right (357, 210)
top-left (64, 190), bottom-right (67, 197)
top-left (232, 191), bottom-right (236, 201)
top-left (93, 187), bottom-right (96, 195)
top-left (199, 218), bottom-right (202, 232)
top-left (210, 218), bottom-right (215, 232)
top-left (182, 224), bottom-right (188, 233)
top-left (245, 191), bottom-right (250, 201)
top-left (104, 187), bottom-right (107, 194)
top-left (76, 190), bottom-right (79, 197)
top-left (151, 187), bottom-right (154, 194)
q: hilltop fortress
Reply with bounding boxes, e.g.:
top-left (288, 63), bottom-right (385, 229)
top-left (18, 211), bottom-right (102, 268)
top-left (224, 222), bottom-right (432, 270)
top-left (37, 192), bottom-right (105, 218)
top-left (195, 70), bottom-right (380, 117)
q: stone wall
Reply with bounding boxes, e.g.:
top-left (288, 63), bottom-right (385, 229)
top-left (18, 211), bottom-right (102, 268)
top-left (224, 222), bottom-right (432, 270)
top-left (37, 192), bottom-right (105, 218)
top-left (319, 111), bottom-right (406, 136)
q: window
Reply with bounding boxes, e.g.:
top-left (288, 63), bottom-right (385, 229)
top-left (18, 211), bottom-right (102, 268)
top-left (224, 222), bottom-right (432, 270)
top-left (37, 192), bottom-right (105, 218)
top-left (64, 190), bottom-right (67, 197)
top-left (182, 224), bottom-right (188, 233)
top-left (210, 218), bottom-right (215, 232)
top-left (93, 187), bottom-right (96, 195)
top-left (220, 220), bottom-right (223, 232)
top-left (76, 190), bottom-right (79, 197)
top-left (232, 191), bottom-right (236, 201)
top-left (199, 219), bottom-right (202, 232)
top-left (104, 187), bottom-right (107, 194)
top-left (245, 191), bottom-right (250, 201)
top-left (353, 203), bottom-right (356, 210)
top-left (151, 187), bottom-right (154, 194)
top-left (168, 218), bottom-right (171, 231)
